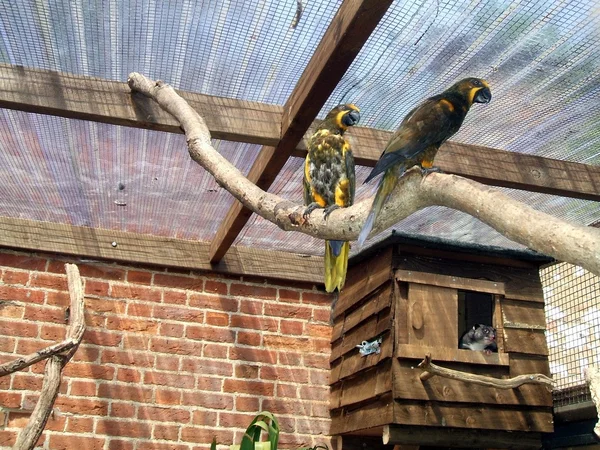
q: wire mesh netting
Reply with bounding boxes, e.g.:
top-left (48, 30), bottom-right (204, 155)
top-left (541, 262), bottom-right (600, 407)
top-left (0, 1), bottom-right (599, 254)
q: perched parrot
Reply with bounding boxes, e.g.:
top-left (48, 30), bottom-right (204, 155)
top-left (357, 77), bottom-right (492, 246)
top-left (303, 104), bottom-right (361, 293)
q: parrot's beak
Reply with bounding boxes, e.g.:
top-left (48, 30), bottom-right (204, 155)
top-left (343, 110), bottom-right (361, 127)
top-left (474, 87), bottom-right (492, 104)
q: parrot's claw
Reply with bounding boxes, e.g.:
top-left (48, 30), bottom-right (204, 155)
top-left (303, 202), bottom-right (322, 220)
top-left (420, 166), bottom-right (443, 176)
top-left (323, 204), bottom-right (340, 220)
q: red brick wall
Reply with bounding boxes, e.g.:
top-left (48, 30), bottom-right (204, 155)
top-left (0, 249), bottom-right (333, 449)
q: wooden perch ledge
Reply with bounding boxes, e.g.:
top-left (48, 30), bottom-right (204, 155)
top-left (127, 72), bottom-right (600, 277)
top-left (418, 354), bottom-right (554, 390)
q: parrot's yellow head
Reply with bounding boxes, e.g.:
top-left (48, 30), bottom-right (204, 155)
top-left (325, 103), bottom-right (361, 131)
top-left (451, 78), bottom-right (492, 106)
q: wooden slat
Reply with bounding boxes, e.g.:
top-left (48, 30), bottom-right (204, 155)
top-left (392, 359), bottom-right (552, 406)
top-left (396, 344), bottom-right (510, 366)
top-left (335, 435), bottom-right (389, 450)
top-left (330, 310), bottom-right (392, 363)
top-left (333, 248), bottom-right (393, 319)
top-left (330, 393), bottom-right (394, 435)
top-left (383, 425), bottom-right (542, 448)
top-left (208, 0), bottom-right (395, 262)
top-left (331, 361), bottom-right (392, 409)
top-left (0, 216), bottom-right (323, 283)
top-left (330, 334), bottom-right (393, 384)
top-left (395, 269), bottom-right (505, 294)
top-left (332, 283), bottom-right (392, 342)
top-left (0, 63), bottom-right (282, 144)
top-left (394, 280), bottom-right (409, 345)
top-left (407, 284), bottom-right (458, 347)
top-left (502, 299), bottom-right (547, 330)
top-left (494, 295), bottom-right (506, 352)
top-left (509, 354), bottom-right (551, 377)
top-left (392, 400), bottom-right (553, 432)
top-left (503, 328), bottom-right (549, 356)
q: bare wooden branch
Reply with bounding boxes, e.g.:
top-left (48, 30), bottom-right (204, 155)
top-left (585, 365), bottom-right (600, 439)
top-left (127, 72), bottom-right (600, 277)
top-left (0, 339), bottom-right (77, 377)
top-left (13, 263), bottom-right (85, 450)
top-left (418, 354), bottom-right (554, 389)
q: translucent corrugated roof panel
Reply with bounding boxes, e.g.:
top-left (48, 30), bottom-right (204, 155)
top-left (0, 0), bottom-right (598, 257)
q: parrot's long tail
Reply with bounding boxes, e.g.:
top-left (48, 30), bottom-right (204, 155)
top-left (324, 240), bottom-right (350, 293)
top-left (357, 170), bottom-right (399, 247)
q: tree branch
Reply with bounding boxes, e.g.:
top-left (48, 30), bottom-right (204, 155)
top-left (0, 339), bottom-right (77, 377)
top-left (127, 72), bottom-right (600, 276)
top-left (586, 365), bottom-right (600, 439)
top-left (418, 354), bottom-right (554, 389)
top-left (13, 263), bottom-right (86, 450)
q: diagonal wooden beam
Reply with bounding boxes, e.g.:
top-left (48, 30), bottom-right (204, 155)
top-left (207, 0), bottom-right (395, 262)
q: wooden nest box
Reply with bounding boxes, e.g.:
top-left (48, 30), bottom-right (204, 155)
top-left (330, 239), bottom-right (554, 449)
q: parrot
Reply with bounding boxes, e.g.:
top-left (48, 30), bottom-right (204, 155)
top-left (357, 77), bottom-right (492, 246)
top-left (303, 103), bottom-right (361, 293)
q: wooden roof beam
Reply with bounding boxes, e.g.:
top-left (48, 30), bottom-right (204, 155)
top-left (207, 0), bottom-right (395, 262)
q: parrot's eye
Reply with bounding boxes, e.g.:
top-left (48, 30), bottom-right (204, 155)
top-left (472, 79), bottom-right (481, 86)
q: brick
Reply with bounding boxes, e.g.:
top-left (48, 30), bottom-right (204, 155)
top-left (2, 269), bottom-right (29, 285)
top-left (155, 389), bottom-right (181, 406)
top-left (312, 308), bottom-right (331, 323)
top-left (276, 383), bottom-right (298, 398)
top-left (205, 311), bottom-right (229, 326)
top-left (40, 324), bottom-right (66, 340)
top-left (84, 279), bottom-right (110, 296)
top-left (155, 354), bottom-right (180, 371)
top-left (230, 283), bottom-right (276, 299)
top-left (154, 273), bottom-right (203, 290)
top-left (235, 396), bottom-right (260, 412)
top-left (306, 323), bottom-right (332, 339)
top-left (109, 401), bottom-right (136, 418)
top-left (66, 416), bottom-right (95, 433)
top-left (163, 290), bottom-right (187, 305)
top-left (126, 302), bottom-right (153, 317)
top-left (123, 334), bottom-right (150, 350)
top-left (234, 364), bottom-right (259, 379)
top-left (302, 291), bottom-right (333, 305)
top-left (0, 430), bottom-right (17, 447)
top-left (153, 423), bottom-right (181, 440)
top-left (189, 293), bottom-right (238, 312)
top-left (276, 416), bottom-right (296, 433)
top-left (108, 439), bottom-right (135, 450)
top-left (79, 264), bottom-right (125, 281)
top-left (0, 286), bottom-right (43, 304)
top-left (192, 410), bottom-right (218, 426)
top-left (260, 366), bottom-right (309, 383)
top-left (239, 299), bottom-right (263, 315)
top-left (197, 376), bottom-right (222, 392)
top-left (0, 392), bottom-right (21, 408)
top-left (264, 303), bottom-right (312, 320)
top-left (0, 253), bottom-right (45, 271)
top-left (0, 336), bottom-right (15, 352)
top-left (218, 412), bottom-right (257, 428)
top-left (223, 379), bottom-right (274, 396)
top-left (46, 291), bottom-right (70, 306)
top-left (279, 288), bottom-right (301, 303)
top-left (117, 368), bottom-right (141, 383)
top-left (22, 393), bottom-right (40, 410)
top-left (97, 418), bottom-right (152, 438)
top-left (204, 280), bottom-right (228, 295)
top-left (237, 331), bottom-right (261, 346)
top-left (159, 322), bottom-right (184, 337)
top-left (144, 371), bottom-right (195, 389)
top-left (229, 347), bottom-right (276, 364)
top-left (0, 301), bottom-right (24, 319)
top-left (127, 270), bottom-right (152, 285)
top-left (154, 305), bottom-right (203, 322)
top-left (311, 403), bottom-right (330, 418)
top-left (181, 392), bottom-right (233, 410)
top-left (310, 369), bottom-right (330, 385)
top-left (102, 349), bottom-right (154, 368)
top-left (111, 284), bottom-right (161, 302)
top-left (280, 319), bottom-right (304, 335)
top-left (84, 329), bottom-right (122, 346)
top-left (139, 443), bottom-right (189, 450)
top-left (30, 272), bottom-right (68, 290)
top-left (186, 325), bottom-right (235, 343)
top-left (0, 319), bottom-right (37, 337)
top-left (86, 297), bottom-right (126, 314)
top-left (181, 426), bottom-right (234, 444)
top-left (299, 385), bottom-right (330, 401)
top-left (55, 397), bottom-right (109, 415)
top-left (15, 338), bottom-right (45, 356)
top-left (303, 353), bottom-right (330, 369)
top-left (138, 405), bottom-right (190, 423)
top-left (262, 398), bottom-right (311, 416)
top-left (24, 304), bottom-right (65, 323)
top-left (49, 435), bottom-right (105, 450)
top-left (63, 362), bottom-right (115, 380)
top-left (151, 337), bottom-right (202, 356)
top-left (263, 335), bottom-right (311, 352)
top-left (106, 316), bottom-right (158, 333)
top-left (69, 379), bottom-right (97, 396)
top-left (11, 373), bottom-right (42, 391)
top-left (230, 315), bottom-right (277, 332)
top-left (203, 343), bottom-right (228, 359)
top-left (180, 358), bottom-right (232, 376)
